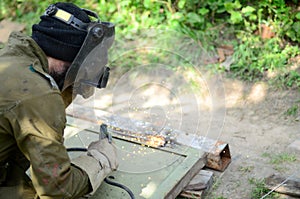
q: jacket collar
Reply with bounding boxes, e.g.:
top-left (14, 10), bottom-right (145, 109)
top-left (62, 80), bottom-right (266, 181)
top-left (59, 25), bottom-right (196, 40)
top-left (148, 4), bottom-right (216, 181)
top-left (6, 31), bottom-right (49, 73)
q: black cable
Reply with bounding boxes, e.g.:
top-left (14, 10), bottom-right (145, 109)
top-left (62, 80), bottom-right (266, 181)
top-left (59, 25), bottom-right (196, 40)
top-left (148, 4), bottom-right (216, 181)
top-left (104, 176), bottom-right (135, 199)
top-left (66, 147), bottom-right (88, 152)
top-left (67, 147), bottom-right (135, 199)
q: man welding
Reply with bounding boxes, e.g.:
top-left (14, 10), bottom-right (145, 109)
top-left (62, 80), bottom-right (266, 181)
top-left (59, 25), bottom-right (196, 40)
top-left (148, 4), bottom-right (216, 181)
top-left (0, 2), bottom-right (118, 198)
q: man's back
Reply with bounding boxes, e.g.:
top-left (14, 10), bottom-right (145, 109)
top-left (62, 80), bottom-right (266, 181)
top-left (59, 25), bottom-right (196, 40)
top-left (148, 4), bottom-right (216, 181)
top-left (0, 32), bottom-right (64, 162)
top-left (0, 32), bottom-right (77, 199)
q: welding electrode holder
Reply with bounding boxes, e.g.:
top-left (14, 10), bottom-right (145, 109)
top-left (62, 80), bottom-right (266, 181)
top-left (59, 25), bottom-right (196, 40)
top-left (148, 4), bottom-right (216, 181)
top-left (100, 123), bottom-right (112, 143)
top-left (67, 124), bottom-right (135, 199)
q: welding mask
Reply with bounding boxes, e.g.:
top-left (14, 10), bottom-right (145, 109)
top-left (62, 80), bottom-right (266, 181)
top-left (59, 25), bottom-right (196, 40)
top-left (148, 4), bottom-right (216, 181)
top-left (43, 4), bottom-right (115, 98)
top-left (63, 21), bottom-right (115, 98)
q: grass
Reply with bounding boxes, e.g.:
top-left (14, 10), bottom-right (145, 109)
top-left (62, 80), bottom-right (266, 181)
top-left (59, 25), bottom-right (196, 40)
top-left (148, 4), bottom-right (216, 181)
top-left (239, 165), bottom-right (254, 173)
top-left (262, 152), bottom-right (297, 171)
top-left (203, 176), bottom-right (228, 199)
top-left (262, 152), bottom-right (297, 165)
top-left (284, 104), bottom-right (299, 118)
top-left (249, 178), bottom-right (280, 199)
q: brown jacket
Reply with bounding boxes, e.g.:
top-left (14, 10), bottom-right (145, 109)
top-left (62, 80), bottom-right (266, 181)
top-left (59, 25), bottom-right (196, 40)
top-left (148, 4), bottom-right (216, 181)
top-left (0, 32), bottom-right (90, 198)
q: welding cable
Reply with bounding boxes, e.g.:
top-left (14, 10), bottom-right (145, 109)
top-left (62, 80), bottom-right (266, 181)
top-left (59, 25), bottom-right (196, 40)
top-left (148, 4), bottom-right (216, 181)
top-left (66, 147), bottom-right (88, 152)
top-left (104, 176), bottom-right (135, 199)
top-left (66, 147), bottom-right (135, 199)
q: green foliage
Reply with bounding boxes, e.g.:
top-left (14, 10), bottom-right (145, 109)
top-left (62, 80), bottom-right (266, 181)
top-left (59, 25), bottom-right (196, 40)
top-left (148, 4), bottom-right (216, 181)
top-left (0, 0), bottom-right (231, 41)
top-left (223, 0), bottom-right (299, 41)
top-left (284, 104), bottom-right (299, 117)
top-left (262, 152), bottom-right (297, 164)
top-left (220, 0), bottom-right (300, 87)
top-left (285, 71), bottom-right (300, 88)
top-left (249, 178), bottom-right (280, 199)
top-left (238, 165), bottom-right (254, 173)
top-left (1, 0), bottom-right (300, 88)
top-left (272, 70), bottom-right (300, 89)
top-left (0, 0), bottom-right (57, 30)
top-left (230, 36), bottom-right (300, 81)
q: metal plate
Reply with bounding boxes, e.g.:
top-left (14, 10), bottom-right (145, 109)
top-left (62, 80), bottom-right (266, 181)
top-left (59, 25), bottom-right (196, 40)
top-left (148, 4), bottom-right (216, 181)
top-left (64, 120), bottom-right (206, 199)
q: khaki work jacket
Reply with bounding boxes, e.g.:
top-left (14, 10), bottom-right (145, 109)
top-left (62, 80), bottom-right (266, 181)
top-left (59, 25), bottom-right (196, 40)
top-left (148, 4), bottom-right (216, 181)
top-left (0, 32), bottom-right (90, 198)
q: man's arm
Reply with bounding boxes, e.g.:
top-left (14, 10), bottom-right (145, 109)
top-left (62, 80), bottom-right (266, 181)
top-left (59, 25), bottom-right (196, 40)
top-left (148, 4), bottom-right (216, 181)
top-left (9, 92), bottom-right (91, 198)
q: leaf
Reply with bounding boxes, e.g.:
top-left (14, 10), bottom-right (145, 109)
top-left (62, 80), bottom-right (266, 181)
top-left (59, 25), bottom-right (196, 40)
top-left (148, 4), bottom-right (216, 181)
top-left (143, 0), bottom-right (151, 8)
top-left (216, 7), bottom-right (226, 13)
top-left (224, 2), bottom-right (235, 12)
top-left (249, 14), bottom-right (257, 21)
top-left (198, 8), bottom-right (209, 15)
top-left (241, 6), bottom-right (255, 14)
top-left (225, 1), bottom-right (242, 11)
top-left (172, 12), bottom-right (184, 22)
top-left (293, 21), bottom-right (300, 32)
top-left (230, 11), bottom-right (243, 24)
top-left (169, 20), bottom-right (180, 29)
top-left (234, 0), bottom-right (242, 9)
top-left (120, 0), bottom-right (131, 7)
top-left (178, 0), bottom-right (186, 9)
top-left (186, 12), bottom-right (202, 24)
top-left (296, 12), bottom-right (300, 20)
top-left (108, 4), bottom-right (117, 13)
top-left (251, 24), bottom-right (257, 31)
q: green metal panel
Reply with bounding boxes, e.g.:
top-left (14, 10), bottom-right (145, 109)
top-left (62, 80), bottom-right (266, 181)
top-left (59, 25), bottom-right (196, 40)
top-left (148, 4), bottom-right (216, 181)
top-left (65, 119), bottom-right (206, 199)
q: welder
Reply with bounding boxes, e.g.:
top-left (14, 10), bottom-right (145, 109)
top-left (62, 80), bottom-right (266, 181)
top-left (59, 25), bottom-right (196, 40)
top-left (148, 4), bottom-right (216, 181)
top-left (0, 2), bottom-right (118, 198)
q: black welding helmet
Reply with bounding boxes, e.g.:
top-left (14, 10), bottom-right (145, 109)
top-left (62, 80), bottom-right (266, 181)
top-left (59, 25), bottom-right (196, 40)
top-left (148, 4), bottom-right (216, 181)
top-left (43, 4), bottom-right (115, 98)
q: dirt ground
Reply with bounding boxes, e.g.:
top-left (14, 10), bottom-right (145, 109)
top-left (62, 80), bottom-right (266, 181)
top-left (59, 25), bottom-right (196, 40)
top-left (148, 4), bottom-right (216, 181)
top-left (80, 71), bottom-right (300, 199)
top-left (205, 79), bottom-right (300, 199)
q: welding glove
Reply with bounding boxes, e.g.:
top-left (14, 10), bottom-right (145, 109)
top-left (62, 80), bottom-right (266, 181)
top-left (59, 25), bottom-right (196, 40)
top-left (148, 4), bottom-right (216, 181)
top-left (71, 139), bottom-right (118, 195)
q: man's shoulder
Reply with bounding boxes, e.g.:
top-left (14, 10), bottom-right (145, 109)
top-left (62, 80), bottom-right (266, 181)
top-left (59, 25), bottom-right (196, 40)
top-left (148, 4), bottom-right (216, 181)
top-left (0, 34), bottom-right (59, 96)
top-left (0, 61), bottom-right (61, 104)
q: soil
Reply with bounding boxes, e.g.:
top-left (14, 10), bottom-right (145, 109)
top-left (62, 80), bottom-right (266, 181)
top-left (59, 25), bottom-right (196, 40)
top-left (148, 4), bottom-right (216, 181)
top-left (205, 79), bottom-right (300, 199)
top-left (76, 70), bottom-right (300, 199)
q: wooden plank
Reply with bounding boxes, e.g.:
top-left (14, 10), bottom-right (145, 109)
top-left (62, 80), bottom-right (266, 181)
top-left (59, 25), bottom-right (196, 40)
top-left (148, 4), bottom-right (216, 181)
top-left (159, 157), bottom-right (206, 199)
top-left (180, 170), bottom-right (214, 199)
top-left (265, 174), bottom-right (300, 197)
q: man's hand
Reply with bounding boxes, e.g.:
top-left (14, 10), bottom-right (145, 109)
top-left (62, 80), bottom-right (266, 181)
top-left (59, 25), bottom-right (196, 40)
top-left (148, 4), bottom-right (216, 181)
top-left (71, 138), bottom-right (118, 195)
top-left (87, 139), bottom-right (118, 170)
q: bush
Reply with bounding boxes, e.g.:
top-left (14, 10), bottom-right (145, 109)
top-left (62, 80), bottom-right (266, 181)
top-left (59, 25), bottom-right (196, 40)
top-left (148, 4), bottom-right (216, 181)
top-left (1, 0), bottom-right (299, 88)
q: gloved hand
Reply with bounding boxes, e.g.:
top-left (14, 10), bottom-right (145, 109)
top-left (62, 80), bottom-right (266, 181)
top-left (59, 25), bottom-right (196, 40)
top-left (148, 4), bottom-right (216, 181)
top-left (71, 139), bottom-right (118, 195)
top-left (87, 139), bottom-right (118, 170)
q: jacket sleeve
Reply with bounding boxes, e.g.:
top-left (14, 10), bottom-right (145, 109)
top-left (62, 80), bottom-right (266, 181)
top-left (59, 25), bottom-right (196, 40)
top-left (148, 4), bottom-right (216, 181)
top-left (8, 92), bottom-right (91, 199)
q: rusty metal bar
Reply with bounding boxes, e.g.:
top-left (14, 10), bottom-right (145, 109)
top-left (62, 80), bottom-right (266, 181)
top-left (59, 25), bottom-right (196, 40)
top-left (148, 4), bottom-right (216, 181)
top-left (206, 141), bottom-right (231, 171)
